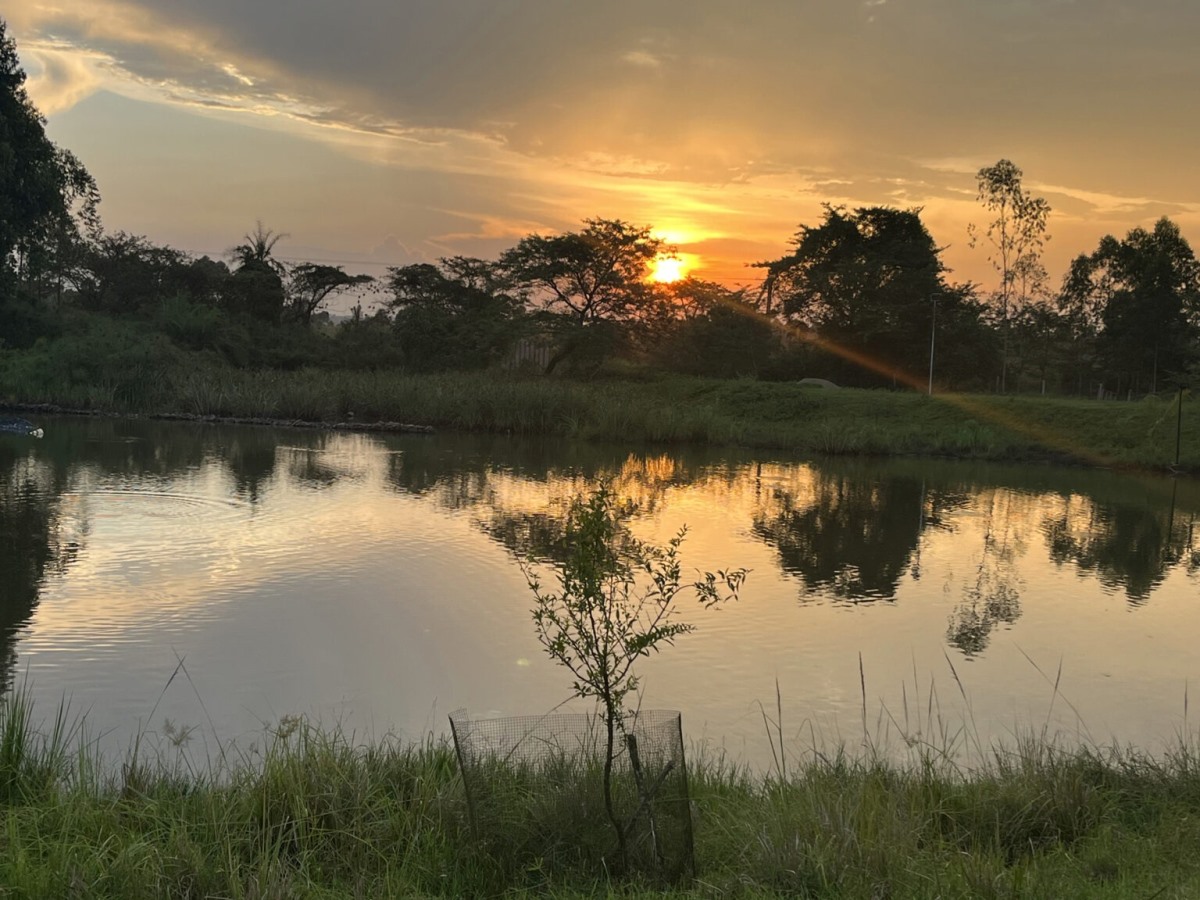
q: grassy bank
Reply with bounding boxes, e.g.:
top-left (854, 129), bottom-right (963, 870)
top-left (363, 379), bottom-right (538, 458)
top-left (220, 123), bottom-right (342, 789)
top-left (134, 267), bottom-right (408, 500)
top-left (3, 694), bottom-right (1200, 898)
top-left (1, 347), bottom-right (1196, 469)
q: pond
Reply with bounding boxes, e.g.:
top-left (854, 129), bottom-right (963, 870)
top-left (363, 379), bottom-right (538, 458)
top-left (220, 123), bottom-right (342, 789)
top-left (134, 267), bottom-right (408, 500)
top-left (2, 416), bottom-right (1198, 768)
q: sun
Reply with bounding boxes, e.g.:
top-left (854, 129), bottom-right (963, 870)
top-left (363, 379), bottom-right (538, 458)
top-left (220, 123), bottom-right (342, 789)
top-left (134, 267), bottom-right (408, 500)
top-left (650, 255), bottom-right (686, 283)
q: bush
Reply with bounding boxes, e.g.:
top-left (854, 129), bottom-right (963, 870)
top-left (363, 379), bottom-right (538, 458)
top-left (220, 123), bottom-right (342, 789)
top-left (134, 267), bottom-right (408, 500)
top-left (0, 314), bottom-right (184, 408)
top-left (0, 294), bottom-right (61, 350)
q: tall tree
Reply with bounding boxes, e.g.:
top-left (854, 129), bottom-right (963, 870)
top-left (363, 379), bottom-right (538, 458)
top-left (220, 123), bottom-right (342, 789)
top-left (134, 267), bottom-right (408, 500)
top-left (499, 218), bottom-right (663, 324)
top-left (760, 205), bottom-right (976, 386)
top-left (229, 221), bottom-right (287, 274)
top-left (225, 222), bottom-right (287, 322)
top-left (0, 18), bottom-right (99, 292)
top-left (74, 232), bottom-right (191, 314)
top-left (499, 219), bottom-right (664, 372)
top-left (970, 159), bottom-right (1051, 392)
top-left (386, 257), bottom-right (522, 371)
top-left (1059, 218), bottom-right (1200, 393)
top-left (287, 263), bottom-right (373, 326)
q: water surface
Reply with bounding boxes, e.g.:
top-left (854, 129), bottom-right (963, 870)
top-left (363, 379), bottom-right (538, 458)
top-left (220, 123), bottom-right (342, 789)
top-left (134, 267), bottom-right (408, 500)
top-left (2, 416), bottom-right (1198, 767)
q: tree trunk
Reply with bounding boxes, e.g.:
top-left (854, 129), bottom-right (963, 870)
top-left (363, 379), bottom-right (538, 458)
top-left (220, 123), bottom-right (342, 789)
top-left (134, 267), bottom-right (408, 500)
top-left (602, 699), bottom-right (627, 866)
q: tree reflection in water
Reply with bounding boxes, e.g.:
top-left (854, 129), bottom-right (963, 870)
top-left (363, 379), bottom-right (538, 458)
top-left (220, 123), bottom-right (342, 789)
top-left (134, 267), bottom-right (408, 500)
top-left (750, 469), bottom-right (966, 603)
top-left (0, 445), bottom-right (78, 694)
top-left (7, 417), bottom-right (1193, 689)
top-left (385, 440), bottom-right (728, 563)
top-left (383, 441), bottom-right (1200, 658)
top-left (945, 491), bottom-right (1026, 656)
top-left (1043, 481), bottom-right (1198, 604)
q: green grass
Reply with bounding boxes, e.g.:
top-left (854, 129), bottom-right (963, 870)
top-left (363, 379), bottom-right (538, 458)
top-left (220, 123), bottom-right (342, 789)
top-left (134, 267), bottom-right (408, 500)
top-left (4, 688), bottom-right (1200, 898)
top-left (2, 344), bottom-right (1197, 470)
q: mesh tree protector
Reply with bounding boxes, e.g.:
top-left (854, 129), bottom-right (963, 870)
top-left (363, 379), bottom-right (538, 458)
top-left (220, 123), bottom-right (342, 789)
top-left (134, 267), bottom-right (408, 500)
top-left (449, 709), bottom-right (695, 883)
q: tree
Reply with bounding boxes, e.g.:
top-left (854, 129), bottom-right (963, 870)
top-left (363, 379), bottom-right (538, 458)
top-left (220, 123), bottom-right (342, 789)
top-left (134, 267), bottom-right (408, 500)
top-left (759, 205), bottom-right (970, 385)
top-left (286, 263), bottom-right (373, 326)
top-left (500, 218), bottom-right (663, 324)
top-left (74, 232), bottom-right (191, 315)
top-left (177, 255), bottom-right (232, 307)
top-left (225, 222), bottom-right (287, 323)
top-left (386, 257), bottom-right (522, 371)
top-left (1009, 300), bottom-right (1074, 394)
top-left (656, 282), bottom-right (780, 378)
top-left (229, 221), bottom-right (287, 275)
top-left (499, 219), bottom-right (664, 372)
top-left (1059, 218), bottom-right (1200, 393)
top-left (524, 485), bottom-right (745, 863)
top-left (970, 160), bottom-right (1051, 391)
top-left (1, 18), bottom-right (99, 293)
top-left (661, 276), bottom-right (743, 321)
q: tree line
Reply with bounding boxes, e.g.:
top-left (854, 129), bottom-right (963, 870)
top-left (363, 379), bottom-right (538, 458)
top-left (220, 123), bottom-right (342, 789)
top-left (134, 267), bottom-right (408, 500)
top-left (3, 19), bottom-right (1198, 394)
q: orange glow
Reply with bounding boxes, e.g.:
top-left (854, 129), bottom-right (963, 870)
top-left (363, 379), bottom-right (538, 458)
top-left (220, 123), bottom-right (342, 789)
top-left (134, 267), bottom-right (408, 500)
top-left (651, 255), bottom-right (686, 283)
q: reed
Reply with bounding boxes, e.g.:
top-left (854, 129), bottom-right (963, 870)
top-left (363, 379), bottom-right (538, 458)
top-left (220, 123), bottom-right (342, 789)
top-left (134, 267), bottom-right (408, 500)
top-left (2, 347), bottom-right (1197, 469)
top-left (3, 679), bottom-right (1200, 897)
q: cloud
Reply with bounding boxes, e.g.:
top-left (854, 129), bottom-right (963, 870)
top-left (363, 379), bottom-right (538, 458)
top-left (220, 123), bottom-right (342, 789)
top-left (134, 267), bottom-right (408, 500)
top-left (12, 0), bottom-right (1200, 193)
top-left (8, 0), bottom-right (1200, 292)
top-left (21, 43), bottom-right (105, 115)
top-left (621, 50), bottom-right (662, 69)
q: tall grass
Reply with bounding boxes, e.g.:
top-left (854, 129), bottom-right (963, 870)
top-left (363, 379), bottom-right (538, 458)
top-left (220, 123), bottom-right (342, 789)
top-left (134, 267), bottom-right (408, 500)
top-left (4, 348), bottom-right (1195, 469)
top-left (4, 680), bottom-right (1200, 897)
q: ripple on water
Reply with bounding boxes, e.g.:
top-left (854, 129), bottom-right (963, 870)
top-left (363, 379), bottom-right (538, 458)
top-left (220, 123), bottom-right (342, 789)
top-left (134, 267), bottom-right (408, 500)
top-left (28, 490), bottom-right (260, 649)
top-left (61, 489), bottom-right (251, 549)
top-left (66, 488), bottom-right (250, 515)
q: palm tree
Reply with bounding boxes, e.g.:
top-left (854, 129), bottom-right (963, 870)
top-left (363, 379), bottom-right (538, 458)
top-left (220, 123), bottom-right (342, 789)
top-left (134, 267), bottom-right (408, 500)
top-left (229, 221), bottom-right (287, 275)
top-left (226, 221), bottom-right (288, 322)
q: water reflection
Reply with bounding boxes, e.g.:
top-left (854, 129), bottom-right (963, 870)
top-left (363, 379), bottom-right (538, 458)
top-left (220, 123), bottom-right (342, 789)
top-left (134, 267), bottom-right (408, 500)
top-left (225, 431), bottom-right (280, 502)
top-left (3, 417), bottom-right (1200, 766)
top-left (0, 442), bottom-right (79, 693)
top-left (374, 433), bottom-right (1200, 621)
top-left (750, 469), bottom-right (960, 602)
top-left (945, 490), bottom-right (1027, 656)
top-left (1043, 482), bottom-right (1198, 603)
top-left (384, 441), bottom-right (723, 562)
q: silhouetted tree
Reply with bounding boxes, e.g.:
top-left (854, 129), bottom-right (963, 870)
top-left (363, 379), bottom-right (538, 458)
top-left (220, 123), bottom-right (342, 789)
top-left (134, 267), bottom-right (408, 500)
top-left (657, 284), bottom-right (780, 377)
top-left (1009, 300), bottom-right (1073, 394)
top-left (75, 232), bottom-right (189, 314)
top-left (287, 263), bottom-right (373, 326)
top-left (387, 257), bottom-right (522, 371)
top-left (1059, 218), bottom-right (1200, 393)
top-left (499, 219), bottom-right (664, 372)
top-left (970, 160), bottom-right (1051, 392)
top-left (0, 19), bottom-right (99, 293)
top-left (225, 223), bottom-right (287, 323)
top-left (229, 222), bottom-right (287, 274)
top-left (759, 205), bottom-right (974, 386)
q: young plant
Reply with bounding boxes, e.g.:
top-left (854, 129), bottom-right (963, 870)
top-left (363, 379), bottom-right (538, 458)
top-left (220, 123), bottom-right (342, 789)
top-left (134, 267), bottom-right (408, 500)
top-left (524, 484), bottom-right (746, 861)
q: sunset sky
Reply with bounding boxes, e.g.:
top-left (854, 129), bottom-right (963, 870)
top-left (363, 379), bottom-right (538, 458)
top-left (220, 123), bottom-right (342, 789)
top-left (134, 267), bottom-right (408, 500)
top-left (9, 0), bottom-right (1200, 297)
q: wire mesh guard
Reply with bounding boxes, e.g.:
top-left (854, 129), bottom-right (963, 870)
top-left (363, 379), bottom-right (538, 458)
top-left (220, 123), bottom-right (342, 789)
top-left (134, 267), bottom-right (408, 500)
top-left (449, 709), bottom-right (695, 883)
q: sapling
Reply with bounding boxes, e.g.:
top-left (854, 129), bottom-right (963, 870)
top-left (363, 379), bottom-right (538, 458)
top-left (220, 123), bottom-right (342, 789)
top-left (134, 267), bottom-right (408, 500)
top-left (524, 484), bottom-right (745, 862)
